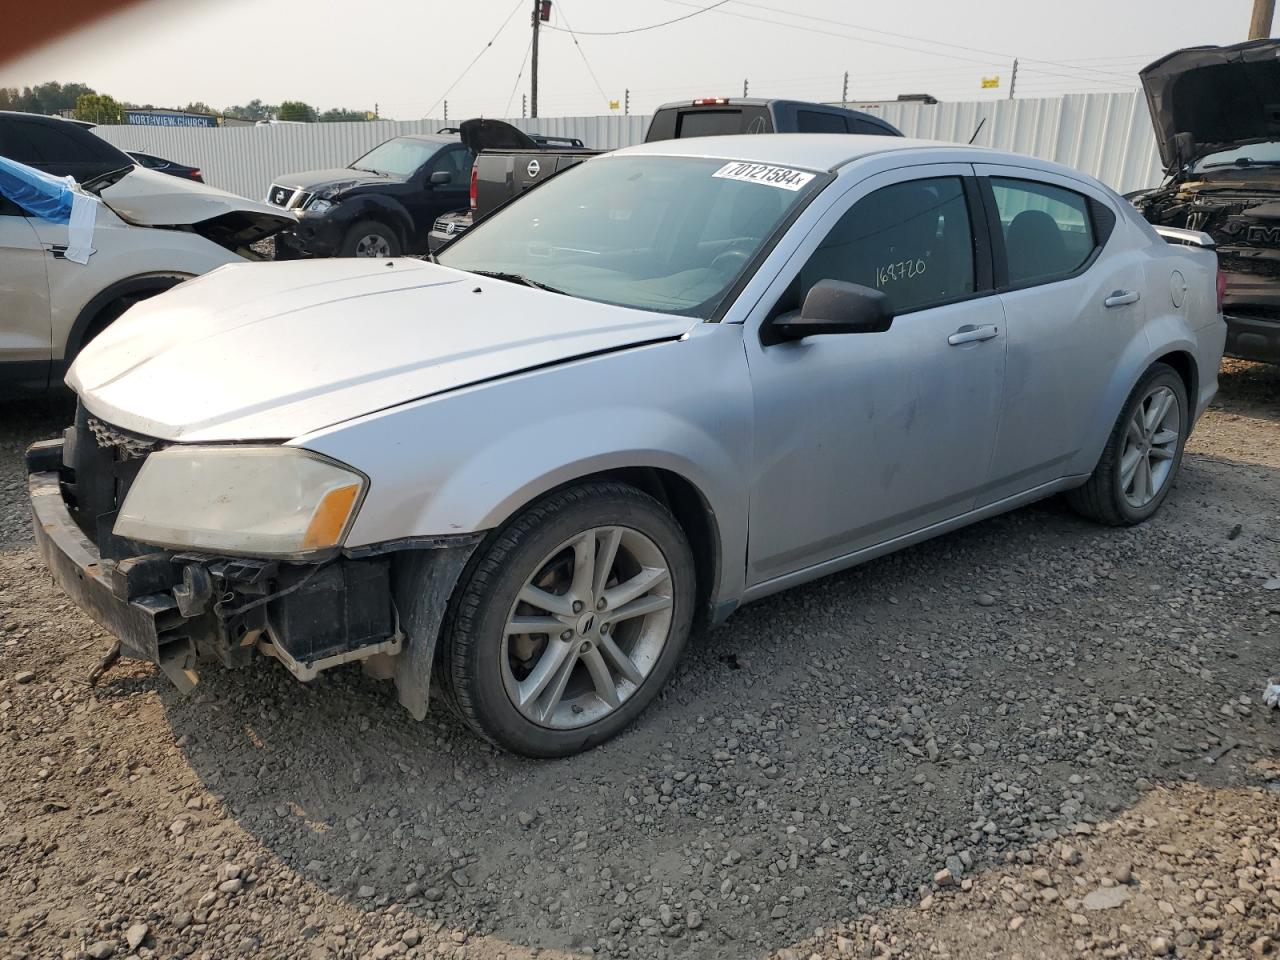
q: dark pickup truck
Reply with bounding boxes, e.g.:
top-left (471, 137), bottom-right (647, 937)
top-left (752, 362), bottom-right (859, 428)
top-left (428, 98), bottom-right (902, 252)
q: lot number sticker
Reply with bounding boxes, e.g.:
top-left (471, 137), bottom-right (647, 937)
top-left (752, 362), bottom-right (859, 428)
top-left (713, 161), bottom-right (815, 191)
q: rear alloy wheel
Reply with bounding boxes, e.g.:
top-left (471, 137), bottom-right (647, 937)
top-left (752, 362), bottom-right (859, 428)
top-left (1067, 362), bottom-right (1188, 525)
top-left (440, 483), bottom-right (695, 757)
top-left (340, 220), bottom-right (401, 258)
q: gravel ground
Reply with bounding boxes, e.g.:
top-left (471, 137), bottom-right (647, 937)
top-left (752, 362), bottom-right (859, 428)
top-left (1, 361), bottom-right (1278, 960)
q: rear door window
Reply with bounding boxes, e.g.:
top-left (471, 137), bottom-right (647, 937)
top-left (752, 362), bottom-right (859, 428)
top-left (797, 110), bottom-right (849, 133)
top-left (988, 177), bottom-right (1097, 286)
top-left (14, 120), bottom-right (108, 163)
top-left (799, 176), bottom-right (976, 314)
top-left (675, 110), bottom-right (745, 138)
top-left (0, 120), bottom-right (40, 164)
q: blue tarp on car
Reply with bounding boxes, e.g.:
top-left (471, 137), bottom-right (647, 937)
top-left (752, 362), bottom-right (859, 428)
top-left (0, 155), bottom-right (98, 263)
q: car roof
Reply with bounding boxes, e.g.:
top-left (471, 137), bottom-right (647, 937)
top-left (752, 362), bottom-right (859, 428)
top-left (613, 134), bottom-right (969, 172)
top-left (0, 110), bottom-right (86, 125)
top-left (610, 134), bottom-right (1112, 187)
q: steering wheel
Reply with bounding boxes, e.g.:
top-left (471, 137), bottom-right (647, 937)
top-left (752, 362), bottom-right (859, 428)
top-left (709, 246), bottom-right (752, 275)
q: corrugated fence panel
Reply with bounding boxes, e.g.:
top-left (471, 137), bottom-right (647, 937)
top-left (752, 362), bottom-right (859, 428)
top-left (95, 93), bottom-right (1165, 201)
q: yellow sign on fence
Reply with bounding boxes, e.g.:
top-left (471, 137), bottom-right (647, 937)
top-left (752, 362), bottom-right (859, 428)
top-left (981, 76), bottom-right (1000, 89)
top-left (610, 100), bottom-right (620, 110)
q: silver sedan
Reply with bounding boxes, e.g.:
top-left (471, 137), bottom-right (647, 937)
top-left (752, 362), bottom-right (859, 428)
top-left (32, 135), bottom-right (1225, 757)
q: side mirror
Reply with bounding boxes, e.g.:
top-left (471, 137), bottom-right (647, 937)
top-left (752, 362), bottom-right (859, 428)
top-left (429, 170), bottom-right (453, 185)
top-left (766, 280), bottom-right (894, 343)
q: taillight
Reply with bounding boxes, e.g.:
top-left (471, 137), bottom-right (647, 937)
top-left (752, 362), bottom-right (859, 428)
top-left (693, 97), bottom-right (730, 105)
top-left (189, 169), bottom-right (202, 180)
top-left (1216, 270), bottom-right (1226, 312)
top-left (469, 165), bottom-right (478, 211)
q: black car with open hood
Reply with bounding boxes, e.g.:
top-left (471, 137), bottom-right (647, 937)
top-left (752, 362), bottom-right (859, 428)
top-left (1135, 39), bottom-right (1280, 362)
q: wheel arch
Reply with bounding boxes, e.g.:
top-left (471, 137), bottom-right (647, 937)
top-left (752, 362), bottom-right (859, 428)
top-left (64, 272), bottom-right (191, 363)
top-left (341, 196), bottom-right (414, 249)
top-left (1152, 348), bottom-right (1197, 413)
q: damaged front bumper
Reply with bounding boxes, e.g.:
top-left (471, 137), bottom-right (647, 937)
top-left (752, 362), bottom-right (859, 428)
top-left (27, 436), bottom-right (479, 717)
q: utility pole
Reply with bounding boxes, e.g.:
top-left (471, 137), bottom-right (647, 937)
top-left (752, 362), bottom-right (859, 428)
top-left (743, 79), bottom-right (749, 98)
top-left (841, 72), bottom-right (849, 108)
top-left (521, 94), bottom-right (527, 119)
top-left (1008, 59), bottom-right (1018, 99)
top-left (530, 0), bottom-right (544, 119)
top-left (443, 100), bottom-right (448, 124)
top-left (1250, 0), bottom-right (1275, 37)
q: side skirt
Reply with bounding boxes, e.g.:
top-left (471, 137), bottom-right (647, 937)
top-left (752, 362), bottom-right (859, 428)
top-left (739, 475), bottom-right (1090, 605)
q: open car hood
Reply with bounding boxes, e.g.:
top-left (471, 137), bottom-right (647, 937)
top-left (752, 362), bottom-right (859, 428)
top-left (459, 117), bottom-right (538, 154)
top-left (1141, 39), bottom-right (1280, 171)
top-left (67, 258), bottom-right (695, 443)
top-left (100, 165), bottom-right (294, 246)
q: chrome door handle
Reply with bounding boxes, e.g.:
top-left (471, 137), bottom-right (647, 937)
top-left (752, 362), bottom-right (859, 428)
top-left (1104, 290), bottom-right (1140, 307)
top-left (947, 324), bottom-right (1000, 346)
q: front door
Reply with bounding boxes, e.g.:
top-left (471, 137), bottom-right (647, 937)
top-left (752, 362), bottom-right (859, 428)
top-left (744, 165), bottom-right (1007, 588)
top-left (0, 197), bottom-right (52, 389)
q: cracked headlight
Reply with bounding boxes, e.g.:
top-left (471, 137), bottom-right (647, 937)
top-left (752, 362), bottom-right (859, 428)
top-left (114, 446), bottom-right (366, 558)
top-left (305, 197), bottom-right (335, 215)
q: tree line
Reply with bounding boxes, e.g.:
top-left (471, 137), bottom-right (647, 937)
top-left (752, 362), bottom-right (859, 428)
top-left (0, 82), bottom-right (376, 123)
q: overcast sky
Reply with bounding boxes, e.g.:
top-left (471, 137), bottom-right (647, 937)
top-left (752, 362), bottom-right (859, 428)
top-left (0, 0), bottom-right (1269, 119)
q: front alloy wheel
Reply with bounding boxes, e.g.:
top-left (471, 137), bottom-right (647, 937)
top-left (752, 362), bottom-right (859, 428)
top-left (440, 482), bottom-right (695, 757)
top-left (503, 526), bottom-right (674, 729)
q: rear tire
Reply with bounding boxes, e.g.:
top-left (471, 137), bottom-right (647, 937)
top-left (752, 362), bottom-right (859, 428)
top-left (439, 482), bottom-right (695, 757)
top-left (1066, 362), bottom-right (1188, 526)
top-left (340, 221), bottom-right (400, 258)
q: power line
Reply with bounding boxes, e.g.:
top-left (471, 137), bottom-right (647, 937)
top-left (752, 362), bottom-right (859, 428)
top-left (555, 2), bottom-right (611, 107)
top-left (720, 0), bottom-right (1140, 84)
top-left (422, 0), bottom-right (524, 118)
top-left (542, 0), bottom-right (731, 36)
top-left (504, 34), bottom-right (534, 117)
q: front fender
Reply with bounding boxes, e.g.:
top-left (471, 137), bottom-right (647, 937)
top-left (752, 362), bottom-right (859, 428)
top-left (299, 324), bottom-right (754, 607)
top-left (333, 194), bottom-right (414, 245)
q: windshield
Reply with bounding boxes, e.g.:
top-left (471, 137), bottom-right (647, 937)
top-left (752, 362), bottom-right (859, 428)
top-left (350, 137), bottom-right (442, 177)
top-left (1195, 141), bottom-right (1280, 171)
top-left (437, 154), bottom-right (821, 318)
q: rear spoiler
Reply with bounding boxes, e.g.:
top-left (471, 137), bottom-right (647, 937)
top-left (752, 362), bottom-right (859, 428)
top-left (1154, 225), bottom-right (1215, 249)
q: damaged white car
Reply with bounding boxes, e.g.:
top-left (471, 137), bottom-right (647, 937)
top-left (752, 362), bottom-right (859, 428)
top-left (0, 158), bottom-right (292, 393)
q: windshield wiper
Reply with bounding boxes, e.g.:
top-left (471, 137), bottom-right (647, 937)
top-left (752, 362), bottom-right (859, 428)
top-left (468, 270), bottom-right (567, 295)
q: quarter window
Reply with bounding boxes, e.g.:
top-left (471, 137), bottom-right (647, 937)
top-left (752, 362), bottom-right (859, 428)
top-left (989, 178), bottom-right (1096, 286)
top-left (797, 110), bottom-right (849, 133)
top-left (798, 176), bottom-right (975, 314)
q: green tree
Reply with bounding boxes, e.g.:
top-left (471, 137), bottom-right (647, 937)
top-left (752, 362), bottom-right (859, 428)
top-left (319, 107), bottom-right (371, 122)
top-left (224, 98), bottom-right (274, 122)
top-left (182, 101), bottom-right (216, 116)
top-left (277, 100), bottom-right (316, 122)
top-left (73, 92), bottom-right (125, 124)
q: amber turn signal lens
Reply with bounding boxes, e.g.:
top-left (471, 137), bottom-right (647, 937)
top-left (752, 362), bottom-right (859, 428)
top-left (302, 483), bottom-right (361, 549)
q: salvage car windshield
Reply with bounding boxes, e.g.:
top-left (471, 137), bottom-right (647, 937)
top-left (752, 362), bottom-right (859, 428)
top-left (350, 137), bottom-right (442, 177)
top-left (1195, 141), bottom-right (1280, 170)
top-left (437, 154), bottom-right (821, 318)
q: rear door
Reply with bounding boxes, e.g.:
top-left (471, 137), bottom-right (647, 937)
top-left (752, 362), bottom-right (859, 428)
top-left (0, 195), bottom-right (52, 389)
top-left (973, 164), bottom-right (1142, 503)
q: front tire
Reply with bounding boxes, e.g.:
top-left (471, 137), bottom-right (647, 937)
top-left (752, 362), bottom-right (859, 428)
top-left (440, 482), bottom-right (695, 757)
top-left (1067, 362), bottom-right (1188, 526)
top-left (340, 220), bottom-right (401, 258)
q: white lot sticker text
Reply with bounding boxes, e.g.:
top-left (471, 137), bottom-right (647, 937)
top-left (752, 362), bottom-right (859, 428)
top-left (876, 258), bottom-right (927, 288)
top-left (713, 161), bottom-right (816, 191)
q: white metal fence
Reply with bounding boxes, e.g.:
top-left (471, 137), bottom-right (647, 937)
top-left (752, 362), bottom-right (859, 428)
top-left (94, 91), bottom-right (1164, 203)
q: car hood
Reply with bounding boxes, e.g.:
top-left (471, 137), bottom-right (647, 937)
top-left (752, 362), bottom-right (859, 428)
top-left (100, 165), bottom-right (293, 245)
top-left (275, 167), bottom-right (401, 196)
top-left (1142, 39), bottom-right (1280, 171)
top-left (67, 258), bottom-right (695, 443)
